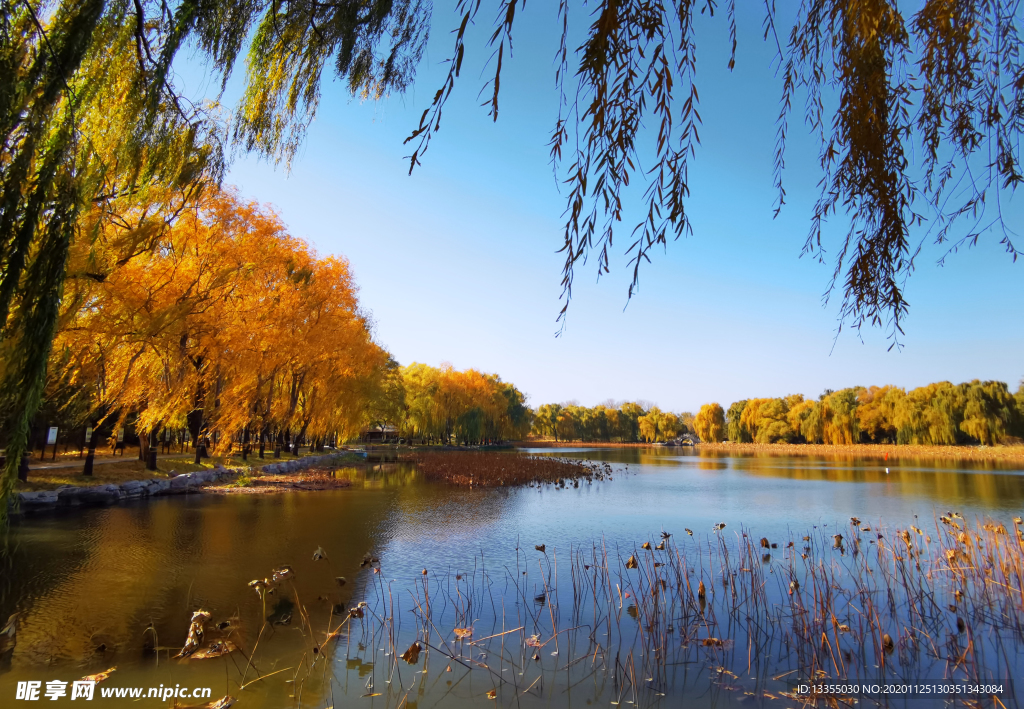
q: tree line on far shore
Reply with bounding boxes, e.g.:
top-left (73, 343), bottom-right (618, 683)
top-left (713, 381), bottom-right (1024, 446)
top-left (530, 380), bottom-right (1024, 446)
top-left (364, 362), bottom-right (533, 446)
top-left (531, 403), bottom-right (696, 443)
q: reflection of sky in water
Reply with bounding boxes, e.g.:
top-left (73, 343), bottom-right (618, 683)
top-left (2, 448), bottom-right (1023, 707)
top-left (381, 449), bottom-right (1024, 577)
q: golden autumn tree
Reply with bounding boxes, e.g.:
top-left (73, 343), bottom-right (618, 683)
top-left (55, 186), bottom-right (245, 463)
top-left (398, 363), bottom-right (531, 445)
top-left (51, 187), bottom-right (385, 463)
top-left (637, 407), bottom-right (663, 442)
top-left (739, 398), bottom-right (772, 444)
top-left (856, 385), bottom-right (900, 443)
top-left (820, 389), bottom-right (861, 445)
top-left (363, 356), bottom-right (408, 440)
top-left (959, 381), bottom-right (1018, 446)
top-left (694, 403), bottom-right (725, 443)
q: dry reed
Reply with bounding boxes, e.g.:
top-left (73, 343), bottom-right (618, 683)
top-left (225, 513), bottom-right (1023, 708)
top-left (399, 451), bottom-right (612, 487)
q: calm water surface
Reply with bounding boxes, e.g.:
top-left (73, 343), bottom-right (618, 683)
top-left (1, 448), bottom-right (1022, 708)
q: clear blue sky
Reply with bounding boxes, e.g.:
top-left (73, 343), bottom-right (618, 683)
top-left (176, 1), bottom-right (1023, 413)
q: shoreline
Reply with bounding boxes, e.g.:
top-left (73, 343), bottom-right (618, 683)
top-left (205, 470), bottom-right (355, 494)
top-left (8, 452), bottom-right (365, 515)
top-left (696, 441), bottom-right (1024, 462)
top-left (520, 439), bottom-right (1024, 463)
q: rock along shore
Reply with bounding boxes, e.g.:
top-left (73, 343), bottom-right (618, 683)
top-left (7, 451), bottom-right (366, 516)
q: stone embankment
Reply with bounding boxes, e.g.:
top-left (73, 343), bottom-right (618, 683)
top-left (8, 451), bottom-right (364, 515)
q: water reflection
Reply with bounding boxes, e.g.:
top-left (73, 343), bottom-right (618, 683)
top-left (523, 446), bottom-right (1024, 512)
top-left (0, 449), bottom-right (1021, 708)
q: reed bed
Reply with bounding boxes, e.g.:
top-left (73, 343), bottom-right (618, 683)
top-left (692, 442), bottom-right (1024, 464)
top-left (218, 513), bottom-right (1022, 708)
top-left (399, 451), bottom-right (613, 487)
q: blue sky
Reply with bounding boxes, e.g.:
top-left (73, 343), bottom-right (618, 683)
top-left (177, 1), bottom-right (1023, 413)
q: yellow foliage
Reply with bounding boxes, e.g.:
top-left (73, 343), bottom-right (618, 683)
top-left (694, 403), bottom-right (725, 443)
top-left (400, 363), bottom-right (530, 444)
top-left (54, 187), bottom-right (385, 447)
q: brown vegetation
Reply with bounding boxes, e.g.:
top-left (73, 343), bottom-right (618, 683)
top-left (523, 439), bottom-right (1024, 463)
top-left (293, 513), bottom-right (1024, 705)
top-left (399, 451), bottom-right (610, 487)
top-left (699, 441), bottom-right (1024, 463)
top-left (524, 439), bottom-right (674, 448)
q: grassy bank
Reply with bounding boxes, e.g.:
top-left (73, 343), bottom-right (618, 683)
top-left (698, 441), bottom-right (1024, 463)
top-left (522, 438), bottom-right (1024, 463)
top-left (14, 450), bottom-right (368, 492)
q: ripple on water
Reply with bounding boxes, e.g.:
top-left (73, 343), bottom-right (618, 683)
top-left (2, 450), bottom-right (1022, 707)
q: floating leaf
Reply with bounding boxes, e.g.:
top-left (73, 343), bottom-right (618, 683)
top-left (191, 641), bottom-right (236, 660)
top-left (174, 611), bottom-right (211, 658)
top-left (80, 667), bottom-right (116, 684)
top-left (400, 641), bottom-right (421, 664)
top-left (203, 697), bottom-right (236, 709)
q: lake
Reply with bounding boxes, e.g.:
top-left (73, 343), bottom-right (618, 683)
top-left (1, 447), bottom-right (1022, 708)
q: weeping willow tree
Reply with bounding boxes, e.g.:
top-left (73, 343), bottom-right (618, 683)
top-left (0, 0), bottom-right (428, 516)
top-left (0, 0), bottom-right (217, 513)
top-left (2, 0), bottom-right (1022, 513)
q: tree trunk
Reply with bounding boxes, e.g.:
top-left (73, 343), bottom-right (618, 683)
top-left (187, 415), bottom-right (204, 464)
top-left (147, 425), bottom-right (160, 470)
top-left (83, 422), bottom-right (101, 476)
top-left (297, 420), bottom-right (312, 455)
top-left (186, 356), bottom-right (206, 463)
